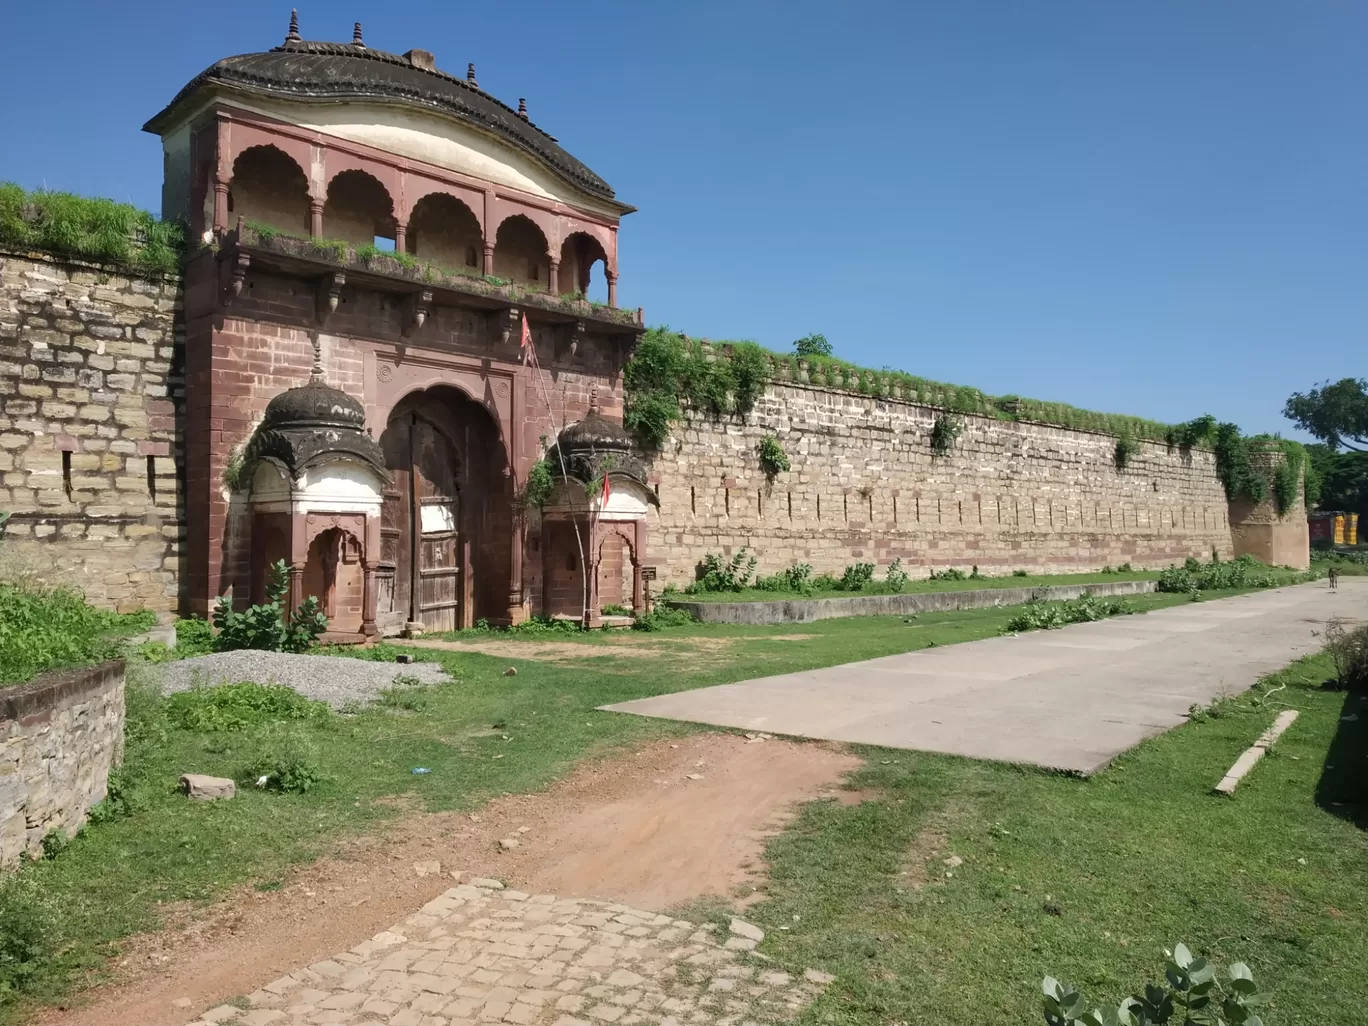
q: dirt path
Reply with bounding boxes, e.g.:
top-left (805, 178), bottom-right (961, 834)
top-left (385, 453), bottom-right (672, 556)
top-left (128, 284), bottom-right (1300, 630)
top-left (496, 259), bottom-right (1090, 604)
top-left (41, 734), bottom-right (861, 1026)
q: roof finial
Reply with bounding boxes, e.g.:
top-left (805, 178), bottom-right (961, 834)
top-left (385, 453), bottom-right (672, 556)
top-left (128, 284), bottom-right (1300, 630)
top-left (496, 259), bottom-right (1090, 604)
top-left (352, 21), bottom-right (364, 46)
top-left (517, 97), bottom-right (528, 120)
top-left (285, 8), bottom-right (301, 42)
top-left (467, 62), bottom-right (478, 85)
top-left (588, 384), bottom-right (600, 415)
top-left (310, 335), bottom-right (325, 383)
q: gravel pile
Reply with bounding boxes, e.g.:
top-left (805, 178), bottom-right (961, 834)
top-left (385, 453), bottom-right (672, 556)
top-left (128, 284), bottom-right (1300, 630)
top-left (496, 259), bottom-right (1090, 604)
top-left (153, 650), bottom-right (453, 709)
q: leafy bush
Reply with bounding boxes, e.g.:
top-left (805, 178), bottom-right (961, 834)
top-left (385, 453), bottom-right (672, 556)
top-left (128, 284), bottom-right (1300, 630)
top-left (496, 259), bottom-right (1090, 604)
top-left (1012, 569), bottom-right (1029, 577)
top-left (601, 604), bottom-right (633, 617)
top-left (757, 435), bottom-right (790, 479)
top-left (885, 559), bottom-right (909, 592)
top-left (931, 413), bottom-right (962, 457)
top-left (1043, 943), bottom-right (1270, 1026)
top-left (690, 549), bottom-right (758, 593)
top-left (631, 606), bottom-right (697, 631)
top-left (176, 617), bottom-right (215, 655)
top-left (929, 567), bottom-right (968, 582)
top-left (0, 581), bottom-right (137, 685)
top-left (1114, 430), bottom-right (1139, 471)
top-left (245, 723), bottom-right (324, 794)
top-left (522, 458), bottom-right (555, 508)
top-left (1324, 617), bottom-right (1368, 692)
top-left (794, 333), bottom-right (833, 358)
top-left (0, 871), bottom-right (62, 1007)
top-left (212, 559), bottom-right (328, 653)
top-left (1002, 595), bottom-right (1133, 634)
top-left (165, 681), bottom-right (332, 733)
top-left (1158, 555), bottom-right (1279, 594)
top-left (839, 562), bottom-right (875, 591)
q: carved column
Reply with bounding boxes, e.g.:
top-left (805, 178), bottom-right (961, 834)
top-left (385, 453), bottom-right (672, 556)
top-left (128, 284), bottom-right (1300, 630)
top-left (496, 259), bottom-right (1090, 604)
top-left (310, 199), bottom-right (324, 238)
top-left (288, 563), bottom-right (305, 621)
top-left (213, 175), bottom-right (230, 233)
top-left (634, 519), bottom-right (648, 613)
top-left (507, 502), bottom-right (526, 624)
top-left (606, 271), bottom-right (618, 308)
top-left (585, 519), bottom-right (602, 629)
top-left (539, 517), bottom-right (552, 618)
top-left (483, 242), bottom-right (495, 276)
top-left (394, 219), bottom-right (408, 253)
top-left (548, 258), bottom-right (560, 296)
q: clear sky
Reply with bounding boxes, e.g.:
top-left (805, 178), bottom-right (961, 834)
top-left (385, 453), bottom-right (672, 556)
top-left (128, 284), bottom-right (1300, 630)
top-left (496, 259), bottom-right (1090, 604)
top-left (1, 2), bottom-right (1362, 436)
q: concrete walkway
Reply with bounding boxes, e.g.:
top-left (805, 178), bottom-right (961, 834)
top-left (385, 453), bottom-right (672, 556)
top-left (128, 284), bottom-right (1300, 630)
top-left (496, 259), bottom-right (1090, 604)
top-left (603, 581), bottom-right (1366, 774)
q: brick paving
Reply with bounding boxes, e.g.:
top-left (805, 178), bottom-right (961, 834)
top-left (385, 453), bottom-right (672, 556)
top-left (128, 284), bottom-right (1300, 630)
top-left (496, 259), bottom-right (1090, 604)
top-left (187, 877), bottom-right (831, 1026)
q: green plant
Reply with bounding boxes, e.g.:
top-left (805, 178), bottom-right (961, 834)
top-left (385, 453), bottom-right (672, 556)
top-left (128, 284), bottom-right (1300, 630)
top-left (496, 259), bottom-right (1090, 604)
top-left (1284, 376), bottom-right (1368, 452)
top-left (378, 673), bottom-right (436, 712)
top-left (690, 549), bottom-right (758, 593)
top-left (757, 435), bottom-right (790, 479)
top-left (522, 458), bottom-right (555, 508)
top-left (175, 617), bottom-right (215, 655)
top-left (1114, 430), bottom-right (1139, 471)
top-left (1043, 943), bottom-right (1270, 1026)
top-left (1013, 569), bottom-right (1029, 577)
top-left (245, 723), bottom-right (324, 794)
top-left (165, 680), bottom-right (332, 733)
top-left (211, 560), bottom-right (328, 653)
top-left (931, 414), bottom-right (962, 457)
top-left (0, 871), bottom-right (61, 1005)
top-left (630, 606), bottom-right (697, 631)
top-left (1157, 554), bottom-right (1290, 595)
top-left (794, 333), bottom-right (833, 358)
top-left (1323, 617), bottom-right (1368, 692)
top-left (885, 558), bottom-right (909, 592)
top-left (757, 563), bottom-right (815, 594)
top-left (1118, 562), bottom-right (1133, 572)
top-left (839, 562), bottom-right (875, 591)
top-left (0, 182), bottom-right (184, 276)
top-left (221, 447), bottom-right (246, 492)
top-left (601, 604), bottom-right (633, 617)
top-left (1001, 595), bottom-right (1133, 633)
top-left (0, 580), bottom-right (139, 685)
top-left (930, 567), bottom-right (968, 582)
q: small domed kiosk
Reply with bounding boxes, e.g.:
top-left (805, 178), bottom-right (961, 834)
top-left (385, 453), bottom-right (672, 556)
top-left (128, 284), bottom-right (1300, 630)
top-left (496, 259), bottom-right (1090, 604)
top-left (539, 389), bottom-right (656, 628)
top-left (244, 358), bottom-right (389, 638)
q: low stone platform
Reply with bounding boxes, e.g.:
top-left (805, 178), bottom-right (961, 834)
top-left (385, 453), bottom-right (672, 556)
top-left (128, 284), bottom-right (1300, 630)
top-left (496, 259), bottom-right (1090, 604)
top-left (186, 878), bottom-right (829, 1026)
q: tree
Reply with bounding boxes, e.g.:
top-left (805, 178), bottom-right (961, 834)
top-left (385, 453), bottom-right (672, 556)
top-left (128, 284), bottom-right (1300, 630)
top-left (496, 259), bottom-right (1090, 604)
top-left (793, 333), bottom-right (833, 358)
top-left (1284, 377), bottom-right (1368, 452)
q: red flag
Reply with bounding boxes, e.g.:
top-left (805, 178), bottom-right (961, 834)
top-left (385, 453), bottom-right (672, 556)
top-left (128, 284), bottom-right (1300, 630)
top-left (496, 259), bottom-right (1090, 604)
top-left (520, 314), bottom-right (533, 364)
top-left (600, 472), bottom-right (612, 507)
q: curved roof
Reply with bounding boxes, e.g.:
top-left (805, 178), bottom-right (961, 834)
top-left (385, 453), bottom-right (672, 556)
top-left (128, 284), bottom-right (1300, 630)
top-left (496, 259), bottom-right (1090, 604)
top-left (144, 37), bottom-right (618, 202)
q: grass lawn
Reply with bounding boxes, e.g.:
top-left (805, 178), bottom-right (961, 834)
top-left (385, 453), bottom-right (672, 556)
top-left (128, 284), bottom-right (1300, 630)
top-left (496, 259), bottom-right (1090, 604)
top-left (670, 568), bottom-right (1160, 603)
top-left (0, 581), bottom-right (1351, 1023)
top-left (746, 650), bottom-right (1368, 1026)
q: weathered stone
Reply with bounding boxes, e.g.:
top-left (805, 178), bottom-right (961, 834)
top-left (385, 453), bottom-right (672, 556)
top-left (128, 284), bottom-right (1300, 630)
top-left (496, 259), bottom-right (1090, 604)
top-left (180, 774), bottom-right (236, 801)
top-left (728, 919), bottom-right (764, 942)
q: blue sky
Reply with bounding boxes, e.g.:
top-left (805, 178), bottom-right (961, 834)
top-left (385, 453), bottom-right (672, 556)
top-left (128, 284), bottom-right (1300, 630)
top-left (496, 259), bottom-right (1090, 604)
top-left (2, 2), bottom-right (1362, 436)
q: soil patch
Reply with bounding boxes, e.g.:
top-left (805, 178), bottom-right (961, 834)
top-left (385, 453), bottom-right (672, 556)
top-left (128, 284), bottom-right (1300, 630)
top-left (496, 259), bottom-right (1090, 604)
top-left (39, 734), bottom-right (859, 1026)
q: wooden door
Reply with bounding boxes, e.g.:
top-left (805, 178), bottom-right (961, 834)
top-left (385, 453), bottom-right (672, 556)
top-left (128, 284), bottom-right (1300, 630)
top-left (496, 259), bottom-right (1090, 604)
top-left (382, 413), bottom-right (462, 632)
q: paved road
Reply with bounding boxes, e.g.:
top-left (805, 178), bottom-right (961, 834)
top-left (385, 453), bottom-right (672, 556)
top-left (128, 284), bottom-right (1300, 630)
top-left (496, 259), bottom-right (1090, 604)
top-left (603, 580), bottom-right (1366, 774)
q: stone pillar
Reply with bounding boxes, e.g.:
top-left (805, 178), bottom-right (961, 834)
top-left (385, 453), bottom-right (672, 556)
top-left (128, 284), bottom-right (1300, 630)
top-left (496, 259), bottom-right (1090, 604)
top-left (287, 563), bottom-right (305, 619)
top-left (508, 506), bottom-right (526, 624)
top-left (483, 242), bottom-right (495, 276)
top-left (633, 518), bottom-right (648, 612)
top-left (548, 259), bottom-right (560, 296)
top-left (361, 562), bottom-right (378, 637)
top-left (310, 199), bottom-right (324, 238)
top-left (1229, 445), bottom-right (1310, 570)
top-left (213, 175), bottom-right (230, 233)
top-left (539, 517), bottom-right (552, 618)
top-left (394, 219), bottom-right (407, 253)
top-left (585, 520), bottom-right (602, 629)
top-left (606, 271), bottom-right (618, 308)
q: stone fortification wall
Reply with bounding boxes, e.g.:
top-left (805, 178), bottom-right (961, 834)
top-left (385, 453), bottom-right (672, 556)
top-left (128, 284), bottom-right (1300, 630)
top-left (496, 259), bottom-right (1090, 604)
top-left (648, 382), bottom-right (1234, 588)
top-left (0, 253), bottom-right (182, 612)
top-left (0, 660), bottom-right (125, 865)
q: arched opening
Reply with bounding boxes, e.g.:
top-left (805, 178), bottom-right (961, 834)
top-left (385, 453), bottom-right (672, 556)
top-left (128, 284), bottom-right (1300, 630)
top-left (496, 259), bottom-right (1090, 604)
top-left (301, 527), bottom-right (365, 634)
top-left (377, 386), bottom-right (510, 631)
top-left (408, 193), bottom-right (482, 271)
top-left (598, 530), bottom-right (636, 614)
top-left (559, 232), bottom-right (609, 300)
top-left (323, 169), bottom-right (396, 247)
top-left (492, 215), bottom-right (549, 288)
top-left (229, 145), bottom-right (310, 236)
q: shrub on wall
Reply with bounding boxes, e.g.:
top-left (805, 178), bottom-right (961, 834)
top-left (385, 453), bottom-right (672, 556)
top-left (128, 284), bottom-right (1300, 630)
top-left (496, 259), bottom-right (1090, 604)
top-left (757, 435), bottom-right (790, 479)
top-left (1114, 430), bottom-right (1139, 471)
top-left (931, 414), bottom-right (962, 457)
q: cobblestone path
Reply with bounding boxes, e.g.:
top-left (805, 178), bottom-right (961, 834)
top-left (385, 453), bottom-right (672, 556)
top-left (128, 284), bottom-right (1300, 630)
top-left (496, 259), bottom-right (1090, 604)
top-left (186, 877), bottom-right (831, 1026)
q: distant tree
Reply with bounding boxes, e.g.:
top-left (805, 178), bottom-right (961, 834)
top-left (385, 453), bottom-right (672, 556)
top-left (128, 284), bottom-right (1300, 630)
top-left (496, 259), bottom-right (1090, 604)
top-left (1284, 377), bottom-right (1368, 452)
top-left (793, 333), bottom-right (833, 358)
top-left (1307, 443), bottom-right (1368, 515)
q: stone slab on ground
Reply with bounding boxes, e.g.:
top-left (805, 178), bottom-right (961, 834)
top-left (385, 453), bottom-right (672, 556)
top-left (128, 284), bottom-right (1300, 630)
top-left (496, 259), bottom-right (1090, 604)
top-left (182, 879), bottom-right (829, 1026)
top-left (154, 652), bottom-right (453, 709)
top-left (603, 581), bottom-right (1366, 775)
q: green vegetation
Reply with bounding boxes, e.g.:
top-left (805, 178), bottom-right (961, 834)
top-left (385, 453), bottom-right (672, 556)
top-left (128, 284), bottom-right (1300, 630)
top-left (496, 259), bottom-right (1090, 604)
top-left (1113, 429), bottom-right (1139, 471)
top-left (1323, 618), bottom-right (1368, 692)
top-left (521, 457), bottom-right (555, 508)
top-left (757, 435), bottom-right (790, 479)
top-left (793, 332), bottom-right (834, 358)
top-left (0, 581), bottom-right (152, 686)
top-left (1156, 555), bottom-right (1314, 595)
top-left (1284, 377), bottom-right (1368, 453)
top-left (1165, 416), bottom-right (1312, 512)
top-left (931, 413), bottom-right (963, 457)
top-left (747, 649), bottom-right (1367, 1026)
top-left (1002, 594), bottom-right (1134, 633)
top-left (675, 565), bottom-right (1164, 603)
top-left (1305, 445), bottom-right (1366, 516)
top-left (211, 560), bottom-right (327, 653)
top-left (0, 183), bottom-right (184, 277)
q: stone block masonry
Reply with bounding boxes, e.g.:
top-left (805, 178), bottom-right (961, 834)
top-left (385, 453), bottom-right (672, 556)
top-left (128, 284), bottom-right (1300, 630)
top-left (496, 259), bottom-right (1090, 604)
top-left (649, 382), bottom-right (1234, 588)
top-left (0, 253), bottom-right (182, 612)
top-left (0, 659), bottom-right (125, 865)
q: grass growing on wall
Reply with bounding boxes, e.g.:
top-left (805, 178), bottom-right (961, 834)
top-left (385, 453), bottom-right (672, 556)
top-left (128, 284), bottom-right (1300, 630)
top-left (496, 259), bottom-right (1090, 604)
top-left (0, 183), bottom-right (184, 277)
top-left (0, 581), bottom-right (152, 685)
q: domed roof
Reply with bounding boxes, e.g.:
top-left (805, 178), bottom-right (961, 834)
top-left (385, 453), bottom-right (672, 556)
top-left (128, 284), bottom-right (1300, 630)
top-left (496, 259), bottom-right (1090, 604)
top-left (556, 395), bottom-right (634, 454)
top-left (261, 377), bottom-right (366, 432)
top-left (143, 18), bottom-right (624, 206)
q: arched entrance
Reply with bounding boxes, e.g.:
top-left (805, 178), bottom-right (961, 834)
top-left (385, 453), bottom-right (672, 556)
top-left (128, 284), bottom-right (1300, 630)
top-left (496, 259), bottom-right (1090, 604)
top-left (378, 387), bottom-right (509, 632)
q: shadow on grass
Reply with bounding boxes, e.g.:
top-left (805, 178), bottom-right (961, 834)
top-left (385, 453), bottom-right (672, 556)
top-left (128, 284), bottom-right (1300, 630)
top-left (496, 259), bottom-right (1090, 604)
top-left (1315, 687), bottom-right (1368, 829)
